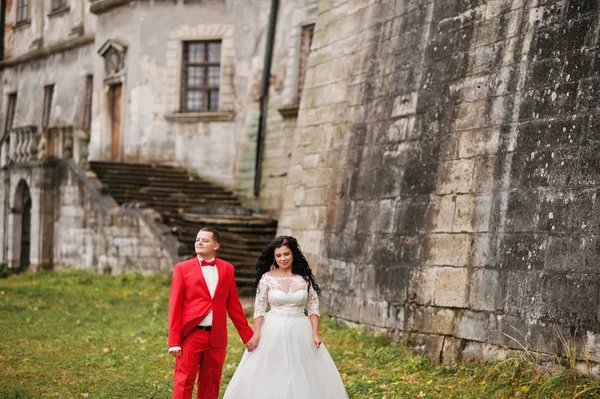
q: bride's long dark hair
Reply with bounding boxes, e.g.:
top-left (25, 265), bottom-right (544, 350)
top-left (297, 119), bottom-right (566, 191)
top-left (254, 236), bottom-right (321, 295)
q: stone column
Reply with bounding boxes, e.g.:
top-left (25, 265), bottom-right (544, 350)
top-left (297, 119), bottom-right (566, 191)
top-left (0, 170), bottom-right (8, 264)
top-left (32, 167), bottom-right (55, 270)
top-left (6, 210), bottom-right (22, 269)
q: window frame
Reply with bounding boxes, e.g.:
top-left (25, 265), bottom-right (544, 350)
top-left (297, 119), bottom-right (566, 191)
top-left (16, 0), bottom-right (29, 23)
top-left (5, 93), bottom-right (17, 134)
top-left (180, 40), bottom-right (222, 113)
top-left (51, 0), bottom-right (66, 10)
top-left (41, 85), bottom-right (54, 128)
top-left (82, 75), bottom-right (93, 131)
top-left (295, 23), bottom-right (315, 104)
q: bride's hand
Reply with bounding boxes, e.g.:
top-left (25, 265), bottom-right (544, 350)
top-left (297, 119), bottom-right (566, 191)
top-left (313, 334), bottom-right (322, 349)
top-left (246, 335), bottom-right (260, 352)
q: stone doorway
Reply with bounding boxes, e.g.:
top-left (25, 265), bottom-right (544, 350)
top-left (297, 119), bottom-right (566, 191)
top-left (19, 189), bottom-right (31, 268)
top-left (13, 180), bottom-right (32, 269)
top-left (109, 83), bottom-right (122, 161)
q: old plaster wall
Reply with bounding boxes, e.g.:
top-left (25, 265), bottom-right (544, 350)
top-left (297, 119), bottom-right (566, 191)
top-left (89, 0), bottom-right (274, 187)
top-left (4, 0), bottom-right (95, 58)
top-left (279, 0), bottom-right (600, 363)
top-left (53, 161), bottom-right (175, 274)
top-left (1, 45), bottom-right (95, 129)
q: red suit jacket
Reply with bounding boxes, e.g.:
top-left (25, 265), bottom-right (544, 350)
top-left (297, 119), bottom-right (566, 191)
top-left (168, 257), bottom-right (253, 348)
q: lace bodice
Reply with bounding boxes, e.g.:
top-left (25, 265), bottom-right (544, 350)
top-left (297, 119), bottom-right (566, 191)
top-left (253, 274), bottom-right (320, 319)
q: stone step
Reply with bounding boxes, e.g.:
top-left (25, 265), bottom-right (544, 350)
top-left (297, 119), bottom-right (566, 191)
top-left (109, 193), bottom-right (240, 204)
top-left (89, 160), bottom-right (277, 293)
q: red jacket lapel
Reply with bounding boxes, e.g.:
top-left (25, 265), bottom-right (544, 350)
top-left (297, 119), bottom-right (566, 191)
top-left (192, 256), bottom-right (211, 297)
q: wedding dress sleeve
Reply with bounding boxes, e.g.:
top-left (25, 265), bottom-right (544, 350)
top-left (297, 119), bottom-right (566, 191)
top-left (253, 275), bottom-right (269, 319)
top-left (306, 285), bottom-right (320, 317)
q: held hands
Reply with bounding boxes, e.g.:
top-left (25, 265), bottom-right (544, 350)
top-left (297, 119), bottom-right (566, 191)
top-left (313, 334), bottom-right (322, 349)
top-left (170, 349), bottom-right (182, 358)
top-left (245, 335), bottom-right (260, 352)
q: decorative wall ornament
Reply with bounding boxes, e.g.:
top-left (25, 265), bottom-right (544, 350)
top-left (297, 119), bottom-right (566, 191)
top-left (98, 39), bottom-right (127, 81)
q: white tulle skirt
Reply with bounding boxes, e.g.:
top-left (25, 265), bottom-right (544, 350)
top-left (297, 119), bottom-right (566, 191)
top-left (223, 311), bottom-right (349, 399)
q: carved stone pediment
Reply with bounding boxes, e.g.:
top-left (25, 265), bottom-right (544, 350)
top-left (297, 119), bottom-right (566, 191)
top-left (98, 39), bottom-right (127, 77)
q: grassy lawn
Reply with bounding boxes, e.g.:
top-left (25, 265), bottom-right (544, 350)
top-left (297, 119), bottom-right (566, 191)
top-left (1, 270), bottom-right (599, 399)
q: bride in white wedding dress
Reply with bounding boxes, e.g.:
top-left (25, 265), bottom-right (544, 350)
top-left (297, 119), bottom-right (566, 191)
top-left (223, 236), bottom-right (349, 399)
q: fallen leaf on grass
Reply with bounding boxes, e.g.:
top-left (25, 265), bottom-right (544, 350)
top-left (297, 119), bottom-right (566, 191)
top-left (103, 347), bottom-right (112, 353)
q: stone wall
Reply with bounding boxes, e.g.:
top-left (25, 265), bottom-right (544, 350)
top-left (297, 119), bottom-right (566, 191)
top-left (233, 0), bottom-right (320, 215)
top-left (53, 160), bottom-right (177, 274)
top-left (279, 0), bottom-right (600, 363)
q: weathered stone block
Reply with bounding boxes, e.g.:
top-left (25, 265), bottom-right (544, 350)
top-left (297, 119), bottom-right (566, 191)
top-left (471, 233), bottom-right (493, 267)
top-left (441, 336), bottom-right (463, 365)
top-left (429, 195), bottom-right (456, 233)
top-left (433, 266), bottom-right (469, 308)
top-left (408, 266), bottom-right (436, 305)
top-left (437, 159), bottom-right (474, 194)
top-left (358, 299), bottom-right (390, 326)
top-left (453, 194), bottom-right (474, 232)
top-left (469, 268), bottom-right (503, 311)
top-left (391, 92), bottom-right (418, 117)
top-left (456, 310), bottom-right (490, 342)
top-left (407, 305), bottom-right (455, 335)
top-left (427, 233), bottom-right (471, 266)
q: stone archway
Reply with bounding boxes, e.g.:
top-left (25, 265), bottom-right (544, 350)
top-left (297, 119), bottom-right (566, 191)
top-left (13, 180), bottom-right (32, 269)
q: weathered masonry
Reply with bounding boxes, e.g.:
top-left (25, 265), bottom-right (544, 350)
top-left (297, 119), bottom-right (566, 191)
top-left (278, 0), bottom-right (600, 364)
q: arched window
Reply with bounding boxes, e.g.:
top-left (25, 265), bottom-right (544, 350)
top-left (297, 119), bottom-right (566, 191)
top-left (13, 180), bottom-right (31, 269)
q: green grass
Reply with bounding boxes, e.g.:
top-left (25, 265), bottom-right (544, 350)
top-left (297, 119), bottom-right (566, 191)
top-left (1, 270), bottom-right (600, 399)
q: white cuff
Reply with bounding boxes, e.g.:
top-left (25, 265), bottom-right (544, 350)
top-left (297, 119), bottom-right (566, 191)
top-left (168, 346), bottom-right (181, 352)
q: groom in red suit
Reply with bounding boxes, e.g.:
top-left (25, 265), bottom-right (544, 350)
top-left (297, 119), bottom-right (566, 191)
top-left (168, 227), bottom-right (257, 399)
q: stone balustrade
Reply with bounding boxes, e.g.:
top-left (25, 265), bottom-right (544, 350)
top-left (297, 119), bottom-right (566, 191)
top-left (0, 126), bottom-right (88, 168)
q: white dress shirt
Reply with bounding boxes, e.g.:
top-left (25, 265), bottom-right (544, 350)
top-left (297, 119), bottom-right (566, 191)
top-left (198, 256), bottom-right (218, 326)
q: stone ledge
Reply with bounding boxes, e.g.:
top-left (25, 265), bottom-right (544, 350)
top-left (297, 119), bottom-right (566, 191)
top-left (164, 111), bottom-right (235, 123)
top-left (277, 105), bottom-right (299, 118)
top-left (90, 0), bottom-right (134, 14)
top-left (0, 33), bottom-right (94, 68)
top-left (90, 0), bottom-right (176, 14)
top-left (14, 19), bottom-right (31, 30)
top-left (47, 5), bottom-right (70, 17)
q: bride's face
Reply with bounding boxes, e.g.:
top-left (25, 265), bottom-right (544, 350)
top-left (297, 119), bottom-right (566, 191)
top-left (274, 245), bottom-right (293, 270)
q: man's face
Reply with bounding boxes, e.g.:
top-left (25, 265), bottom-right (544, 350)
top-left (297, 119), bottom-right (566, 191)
top-left (195, 231), bottom-right (220, 258)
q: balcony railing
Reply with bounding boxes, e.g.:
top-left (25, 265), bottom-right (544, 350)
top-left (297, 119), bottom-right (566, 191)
top-left (0, 126), bottom-right (84, 168)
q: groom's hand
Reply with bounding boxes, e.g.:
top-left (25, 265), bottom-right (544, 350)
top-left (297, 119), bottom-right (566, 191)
top-left (170, 350), bottom-right (182, 358)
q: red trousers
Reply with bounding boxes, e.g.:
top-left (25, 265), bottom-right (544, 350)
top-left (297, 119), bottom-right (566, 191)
top-left (172, 328), bottom-right (227, 399)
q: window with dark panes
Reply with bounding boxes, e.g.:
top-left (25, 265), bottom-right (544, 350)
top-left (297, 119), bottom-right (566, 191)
top-left (181, 41), bottom-right (221, 112)
top-left (5, 93), bottom-right (17, 133)
top-left (296, 24), bottom-right (315, 104)
top-left (52, 0), bottom-right (66, 10)
top-left (16, 0), bottom-right (29, 22)
top-left (42, 85), bottom-right (54, 127)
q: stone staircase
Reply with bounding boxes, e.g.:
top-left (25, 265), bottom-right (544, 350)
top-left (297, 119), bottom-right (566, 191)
top-left (89, 161), bottom-right (277, 295)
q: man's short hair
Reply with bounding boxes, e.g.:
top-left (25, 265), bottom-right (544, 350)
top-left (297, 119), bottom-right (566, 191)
top-left (199, 227), bottom-right (220, 243)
